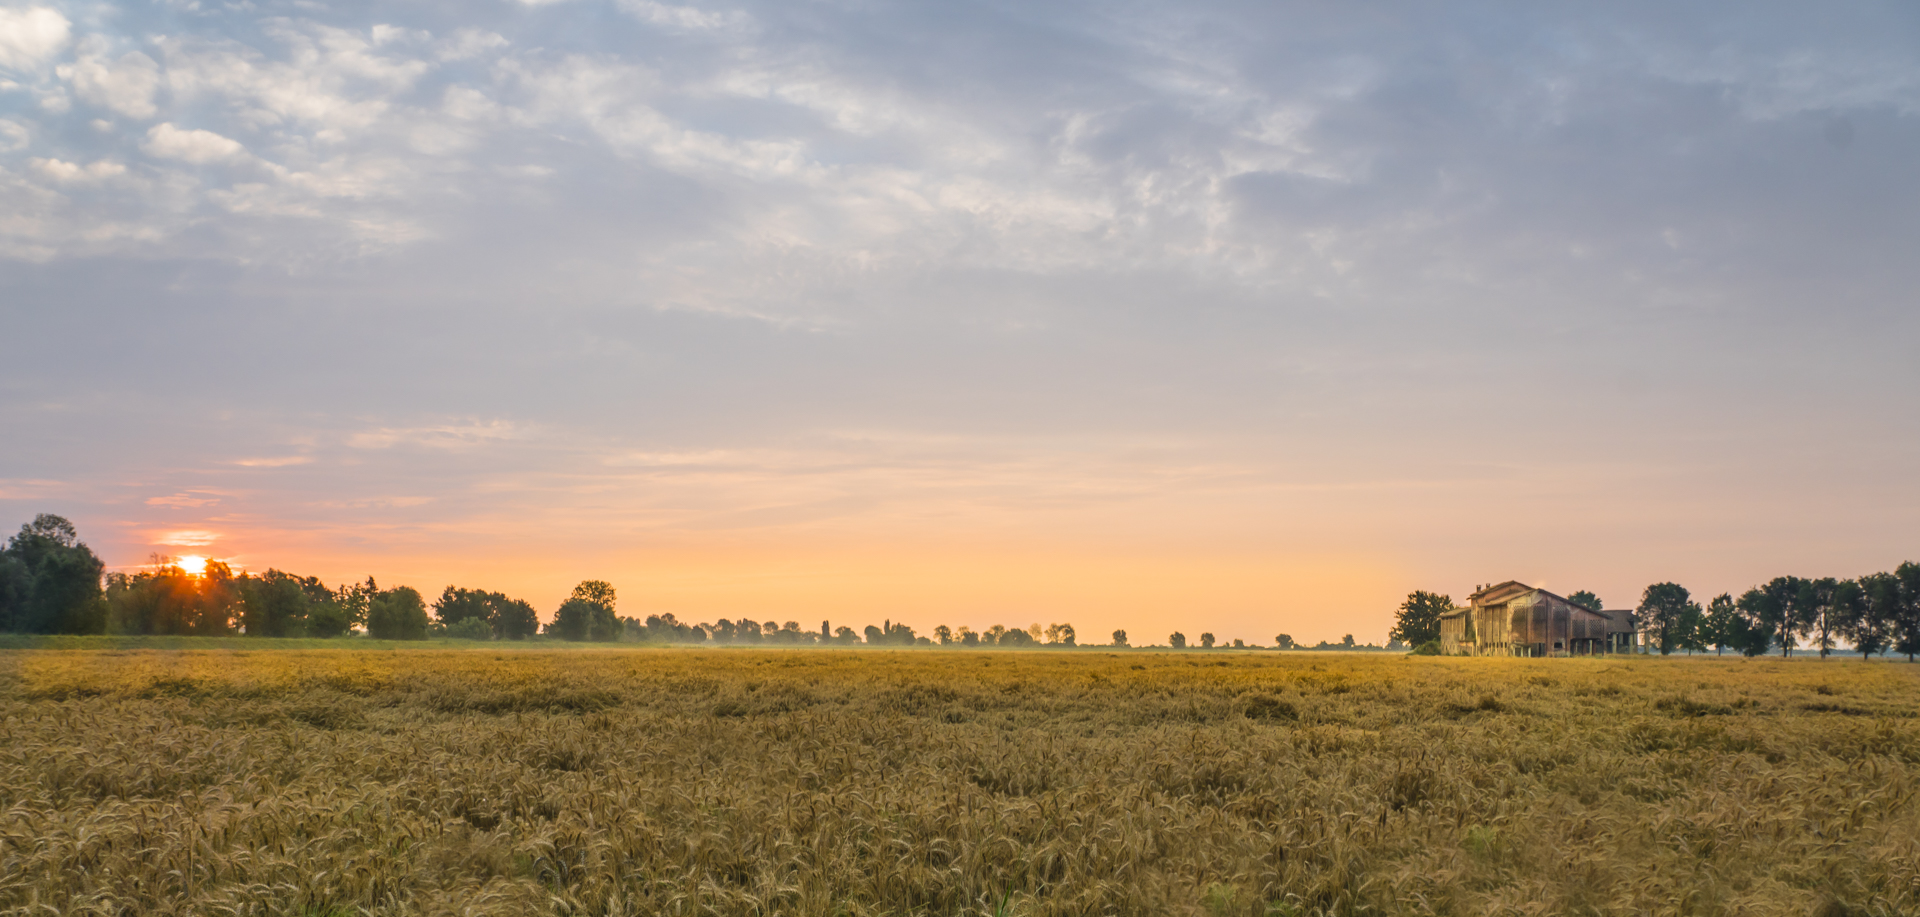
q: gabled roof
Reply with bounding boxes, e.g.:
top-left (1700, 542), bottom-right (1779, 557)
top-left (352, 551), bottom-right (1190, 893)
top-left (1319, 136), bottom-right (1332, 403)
top-left (1466, 581), bottom-right (1608, 618)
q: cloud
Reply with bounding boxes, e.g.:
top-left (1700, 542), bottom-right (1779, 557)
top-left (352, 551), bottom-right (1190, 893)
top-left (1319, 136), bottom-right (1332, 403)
top-left (0, 119), bottom-right (26, 152)
top-left (155, 529), bottom-right (219, 546)
top-left (231, 456), bottom-right (313, 467)
top-left (618, 1), bottom-right (749, 32)
top-left (0, 7), bottom-right (69, 72)
top-left (64, 40), bottom-right (161, 119)
top-left (141, 122), bottom-right (246, 163)
top-left (146, 492), bottom-right (221, 507)
top-left (29, 157), bottom-right (126, 183)
top-left (347, 421), bottom-right (520, 450)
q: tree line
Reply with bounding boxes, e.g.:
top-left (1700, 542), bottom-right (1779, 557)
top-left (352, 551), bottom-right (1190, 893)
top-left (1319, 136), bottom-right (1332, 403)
top-left (1389, 566), bottom-right (1920, 659)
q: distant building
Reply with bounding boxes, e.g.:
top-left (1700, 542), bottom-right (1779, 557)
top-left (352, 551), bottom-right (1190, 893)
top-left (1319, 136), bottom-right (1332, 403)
top-left (1438, 581), bottom-right (1636, 657)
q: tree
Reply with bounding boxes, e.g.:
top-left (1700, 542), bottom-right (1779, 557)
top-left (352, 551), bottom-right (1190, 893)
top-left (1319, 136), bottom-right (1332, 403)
top-left (1112, 629), bottom-right (1129, 647)
top-left (551, 580), bottom-right (618, 642)
top-left (1342, 634), bottom-right (1355, 648)
top-left (1273, 634), bottom-right (1295, 650)
top-left (958, 627), bottom-right (979, 647)
top-left (1759, 576), bottom-right (1805, 658)
top-left (239, 570), bottom-right (315, 637)
top-left (1847, 573), bottom-right (1899, 659)
top-left (493, 596), bottom-right (539, 640)
top-left (1798, 577), bottom-right (1840, 657)
top-left (1391, 591), bottom-right (1452, 647)
top-left (1200, 632), bottom-right (1216, 649)
top-left (433, 586), bottom-right (493, 628)
top-left (1674, 600), bottom-right (1709, 655)
top-left (366, 586), bottom-right (429, 640)
top-left (1702, 593), bottom-right (1739, 655)
top-left (1566, 590), bottom-right (1603, 612)
top-left (1637, 582), bottom-right (1699, 655)
top-left (0, 514), bottom-right (107, 634)
top-left (934, 625), bottom-right (952, 645)
top-left (1894, 562), bottom-right (1920, 661)
top-left (1044, 622), bottom-right (1076, 645)
top-left (984, 624), bottom-right (1007, 645)
top-left (1169, 631), bottom-right (1186, 649)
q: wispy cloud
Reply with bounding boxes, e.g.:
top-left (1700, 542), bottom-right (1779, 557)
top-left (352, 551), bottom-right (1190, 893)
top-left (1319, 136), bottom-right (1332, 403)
top-left (230, 456), bottom-right (313, 468)
top-left (155, 529), bottom-right (219, 546)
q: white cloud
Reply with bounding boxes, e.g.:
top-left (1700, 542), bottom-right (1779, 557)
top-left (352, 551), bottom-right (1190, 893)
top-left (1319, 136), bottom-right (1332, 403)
top-left (142, 122), bottom-right (246, 163)
top-left (29, 157), bottom-right (126, 183)
top-left (618, 1), bottom-right (749, 32)
top-left (65, 40), bottom-right (161, 118)
top-left (0, 118), bottom-right (26, 151)
top-left (438, 28), bottom-right (507, 61)
top-left (0, 7), bottom-right (70, 72)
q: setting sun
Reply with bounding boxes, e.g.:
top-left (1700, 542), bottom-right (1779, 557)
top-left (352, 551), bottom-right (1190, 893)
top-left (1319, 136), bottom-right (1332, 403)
top-left (177, 555), bottom-right (208, 577)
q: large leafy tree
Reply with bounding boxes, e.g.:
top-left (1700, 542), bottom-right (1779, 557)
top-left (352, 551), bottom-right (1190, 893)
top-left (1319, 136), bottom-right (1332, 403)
top-left (1760, 576), bottom-right (1805, 657)
top-left (238, 570), bottom-right (315, 637)
top-left (366, 585), bottom-right (429, 640)
top-left (1701, 593), bottom-right (1741, 655)
top-left (1797, 577), bottom-right (1840, 657)
top-left (1566, 590), bottom-right (1603, 612)
top-left (1895, 562), bottom-right (1920, 661)
top-left (551, 580), bottom-right (618, 642)
top-left (1391, 591), bottom-right (1453, 647)
top-left (1835, 577), bottom-right (1896, 660)
top-left (0, 514), bottom-right (108, 634)
top-left (1637, 582), bottom-right (1698, 655)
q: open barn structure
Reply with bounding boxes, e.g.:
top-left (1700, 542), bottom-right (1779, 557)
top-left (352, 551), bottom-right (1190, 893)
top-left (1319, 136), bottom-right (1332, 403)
top-left (1438, 581), bottom-right (1637, 657)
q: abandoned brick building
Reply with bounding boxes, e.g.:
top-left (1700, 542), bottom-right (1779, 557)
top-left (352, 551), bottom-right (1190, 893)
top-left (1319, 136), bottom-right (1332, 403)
top-left (1437, 581), bottom-right (1637, 657)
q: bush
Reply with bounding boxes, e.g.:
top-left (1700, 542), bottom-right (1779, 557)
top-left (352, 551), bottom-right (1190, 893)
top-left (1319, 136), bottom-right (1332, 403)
top-left (445, 617), bottom-right (493, 641)
top-left (1410, 640), bottom-right (1442, 656)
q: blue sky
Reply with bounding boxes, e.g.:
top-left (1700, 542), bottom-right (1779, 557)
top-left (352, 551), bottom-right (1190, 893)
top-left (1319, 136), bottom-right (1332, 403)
top-left (3, 0), bottom-right (1918, 641)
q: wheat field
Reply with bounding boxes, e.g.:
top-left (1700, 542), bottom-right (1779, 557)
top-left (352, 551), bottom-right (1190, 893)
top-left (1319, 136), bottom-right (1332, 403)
top-left (1, 646), bottom-right (1916, 917)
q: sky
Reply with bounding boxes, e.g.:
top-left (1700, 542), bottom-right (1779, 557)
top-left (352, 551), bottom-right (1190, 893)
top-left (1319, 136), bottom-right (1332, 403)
top-left (3, 0), bottom-right (1918, 644)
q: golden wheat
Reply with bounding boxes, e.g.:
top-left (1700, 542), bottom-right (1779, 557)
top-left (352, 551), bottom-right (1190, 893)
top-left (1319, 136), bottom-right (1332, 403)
top-left (0, 646), bottom-right (1915, 916)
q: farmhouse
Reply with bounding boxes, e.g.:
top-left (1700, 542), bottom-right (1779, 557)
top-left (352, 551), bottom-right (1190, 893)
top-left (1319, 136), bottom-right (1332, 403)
top-left (1438, 581), bottom-right (1637, 657)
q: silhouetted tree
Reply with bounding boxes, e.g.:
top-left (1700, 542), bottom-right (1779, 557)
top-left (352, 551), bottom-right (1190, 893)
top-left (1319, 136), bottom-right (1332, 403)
top-left (1391, 591), bottom-right (1452, 647)
top-left (366, 585), bottom-right (429, 640)
top-left (1273, 633), bottom-right (1295, 650)
top-left (1200, 632), bottom-right (1216, 648)
top-left (1044, 622), bottom-right (1076, 645)
top-left (1701, 593), bottom-right (1739, 655)
top-left (934, 625), bottom-right (952, 645)
top-left (549, 580), bottom-right (617, 642)
top-left (1566, 590), bottom-right (1603, 612)
top-left (1111, 629), bottom-right (1128, 647)
top-left (1638, 582), bottom-right (1699, 655)
top-left (0, 514), bottom-right (107, 634)
top-left (238, 570), bottom-right (316, 637)
top-left (1893, 562), bottom-right (1920, 661)
top-left (1841, 573), bottom-right (1897, 660)
top-left (1797, 577), bottom-right (1840, 657)
top-left (1169, 631), bottom-right (1186, 648)
top-left (959, 627), bottom-right (979, 647)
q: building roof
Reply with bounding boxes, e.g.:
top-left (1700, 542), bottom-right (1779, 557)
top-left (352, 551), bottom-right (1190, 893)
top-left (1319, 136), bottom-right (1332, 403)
top-left (1463, 580), bottom-right (1609, 618)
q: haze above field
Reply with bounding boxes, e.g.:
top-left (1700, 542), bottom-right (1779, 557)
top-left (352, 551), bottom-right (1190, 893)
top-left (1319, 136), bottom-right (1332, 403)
top-left (3, 0), bottom-right (1917, 642)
